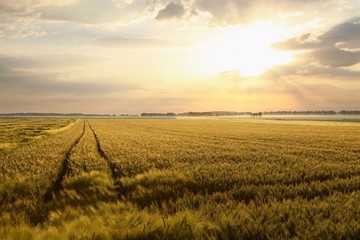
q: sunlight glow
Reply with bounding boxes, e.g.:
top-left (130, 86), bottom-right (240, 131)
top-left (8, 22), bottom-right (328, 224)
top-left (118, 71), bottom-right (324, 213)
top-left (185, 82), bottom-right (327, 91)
top-left (200, 22), bottom-right (293, 77)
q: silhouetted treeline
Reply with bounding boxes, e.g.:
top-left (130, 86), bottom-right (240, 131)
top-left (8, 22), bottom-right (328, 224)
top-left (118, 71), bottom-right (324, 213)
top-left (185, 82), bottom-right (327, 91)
top-left (263, 111), bottom-right (360, 115)
top-left (1, 111), bottom-right (359, 118)
top-left (338, 110), bottom-right (360, 115)
top-left (116, 114), bottom-right (139, 117)
top-left (177, 110), bottom-right (360, 116)
top-left (178, 111), bottom-right (251, 116)
top-left (141, 112), bottom-right (176, 117)
top-left (0, 113), bottom-right (111, 117)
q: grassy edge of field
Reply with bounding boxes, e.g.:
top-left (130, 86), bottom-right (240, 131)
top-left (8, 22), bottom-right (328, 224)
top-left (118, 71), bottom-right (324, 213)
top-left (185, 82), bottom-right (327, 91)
top-left (0, 120), bottom-right (86, 233)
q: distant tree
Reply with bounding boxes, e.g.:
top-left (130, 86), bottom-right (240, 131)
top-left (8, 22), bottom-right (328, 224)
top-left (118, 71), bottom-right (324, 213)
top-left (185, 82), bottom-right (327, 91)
top-left (251, 112), bottom-right (262, 117)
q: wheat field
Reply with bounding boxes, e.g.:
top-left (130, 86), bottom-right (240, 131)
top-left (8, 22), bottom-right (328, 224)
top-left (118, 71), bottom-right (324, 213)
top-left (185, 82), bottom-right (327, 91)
top-left (0, 118), bottom-right (359, 239)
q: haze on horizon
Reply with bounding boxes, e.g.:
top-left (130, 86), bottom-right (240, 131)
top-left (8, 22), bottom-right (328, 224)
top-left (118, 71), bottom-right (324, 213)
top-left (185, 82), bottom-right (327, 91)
top-left (1, 0), bottom-right (360, 114)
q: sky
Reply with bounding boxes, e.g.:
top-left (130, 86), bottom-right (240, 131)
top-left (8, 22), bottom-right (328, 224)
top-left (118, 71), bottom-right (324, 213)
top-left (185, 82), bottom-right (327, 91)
top-left (0, 0), bottom-right (360, 114)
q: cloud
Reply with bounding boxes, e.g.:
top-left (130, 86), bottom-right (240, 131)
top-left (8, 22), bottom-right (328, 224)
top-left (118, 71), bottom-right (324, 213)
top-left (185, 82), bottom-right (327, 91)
top-left (0, 53), bottom-right (139, 95)
top-left (0, 53), bottom-right (99, 70)
top-left (1, 0), bottom-right (358, 34)
top-left (193, 0), bottom-right (250, 25)
top-left (1, 0), bottom-right (358, 28)
top-left (264, 60), bottom-right (360, 81)
top-left (0, 52), bottom-right (193, 114)
top-left (267, 17), bottom-right (360, 82)
top-left (0, 0), bottom-right (68, 39)
top-left (0, 0), bottom-right (75, 12)
top-left (95, 36), bottom-right (174, 48)
top-left (38, 1), bottom-right (119, 24)
top-left (0, 0), bottom-right (149, 25)
top-left (213, 17), bottom-right (360, 109)
top-left (155, 2), bottom-right (186, 20)
top-left (0, 0), bottom-right (75, 19)
top-left (274, 17), bottom-right (360, 68)
top-left (191, 0), bottom-right (358, 26)
top-left (0, 26), bottom-right (48, 39)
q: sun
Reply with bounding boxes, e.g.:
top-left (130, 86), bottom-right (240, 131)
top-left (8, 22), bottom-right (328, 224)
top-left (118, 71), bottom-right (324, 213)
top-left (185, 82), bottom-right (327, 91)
top-left (199, 22), bottom-right (293, 77)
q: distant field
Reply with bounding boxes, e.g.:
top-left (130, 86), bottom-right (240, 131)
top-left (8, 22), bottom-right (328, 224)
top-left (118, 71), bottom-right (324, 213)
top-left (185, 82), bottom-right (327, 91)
top-left (0, 118), bottom-right (76, 153)
top-left (0, 118), bottom-right (359, 239)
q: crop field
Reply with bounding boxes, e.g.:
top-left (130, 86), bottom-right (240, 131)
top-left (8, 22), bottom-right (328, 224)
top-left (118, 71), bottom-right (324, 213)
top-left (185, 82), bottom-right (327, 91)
top-left (0, 119), bottom-right (76, 154)
top-left (0, 118), bottom-right (359, 239)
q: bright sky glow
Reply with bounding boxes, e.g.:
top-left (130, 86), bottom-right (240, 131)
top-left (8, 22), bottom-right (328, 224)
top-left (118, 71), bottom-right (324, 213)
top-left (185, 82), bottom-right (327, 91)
top-left (0, 0), bottom-right (359, 113)
top-left (199, 23), bottom-right (294, 77)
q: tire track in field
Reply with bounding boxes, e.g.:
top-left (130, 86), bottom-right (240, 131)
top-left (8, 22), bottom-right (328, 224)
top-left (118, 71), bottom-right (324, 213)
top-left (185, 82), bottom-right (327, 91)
top-left (87, 121), bottom-right (120, 189)
top-left (43, 120), bottom-right (86, 202)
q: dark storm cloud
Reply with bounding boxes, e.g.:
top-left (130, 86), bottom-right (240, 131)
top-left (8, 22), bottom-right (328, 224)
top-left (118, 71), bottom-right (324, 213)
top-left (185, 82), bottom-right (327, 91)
top-left (155, 2), bottom-right (186, 20)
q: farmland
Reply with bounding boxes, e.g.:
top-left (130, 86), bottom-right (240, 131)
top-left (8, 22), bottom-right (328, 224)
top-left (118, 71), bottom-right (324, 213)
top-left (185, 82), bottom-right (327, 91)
top-left (0, 118), bottom-right (76, 154)
top-left (0, 118), bottom-right (359, 239)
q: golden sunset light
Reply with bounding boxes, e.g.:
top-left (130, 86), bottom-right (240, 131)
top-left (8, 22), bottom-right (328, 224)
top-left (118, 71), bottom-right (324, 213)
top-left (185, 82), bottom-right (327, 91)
top-left (1, 1), bottom-right (360, 238)
top-left (199, 22), bottom-right (293, 77)
top-left (0, 0), bottom-right (359, 113)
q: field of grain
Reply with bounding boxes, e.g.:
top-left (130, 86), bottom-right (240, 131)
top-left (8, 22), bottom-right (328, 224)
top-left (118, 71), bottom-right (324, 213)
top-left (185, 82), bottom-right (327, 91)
top-left (0, 118), bottom-right (76, 154)
top-left (0, 118), bottom-right (359, 239)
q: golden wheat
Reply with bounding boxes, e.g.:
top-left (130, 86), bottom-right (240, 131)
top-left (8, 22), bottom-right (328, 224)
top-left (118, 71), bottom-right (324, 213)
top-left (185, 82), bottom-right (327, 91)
top-left (0, 118), bottom-right (359, 239)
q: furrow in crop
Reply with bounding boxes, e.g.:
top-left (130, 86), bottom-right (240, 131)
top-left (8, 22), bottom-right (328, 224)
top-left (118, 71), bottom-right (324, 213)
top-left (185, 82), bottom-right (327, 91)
top-left (87, 121), bottom-right (120, 184)
top-left (43, 120), bottom-right (86, 202)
